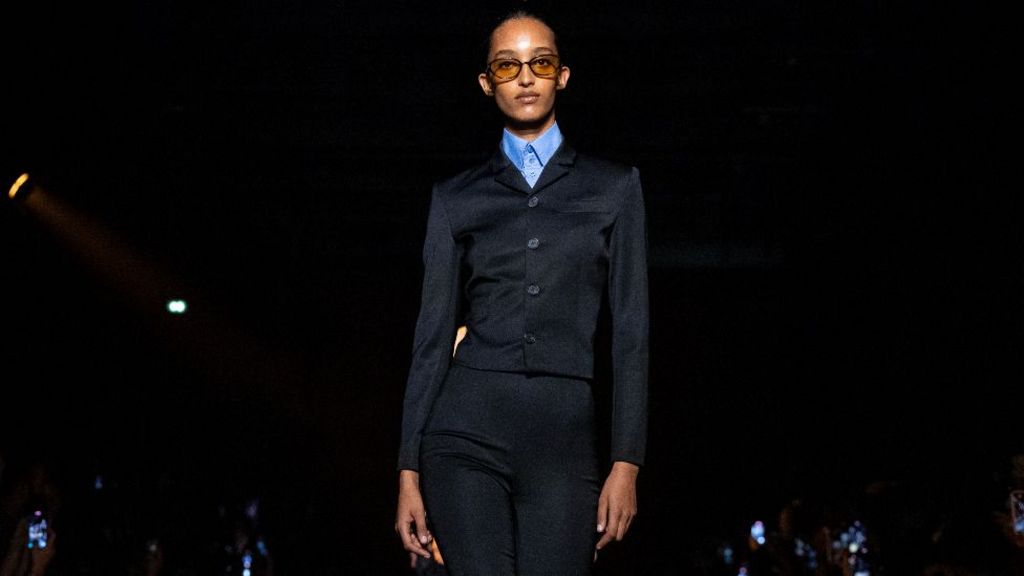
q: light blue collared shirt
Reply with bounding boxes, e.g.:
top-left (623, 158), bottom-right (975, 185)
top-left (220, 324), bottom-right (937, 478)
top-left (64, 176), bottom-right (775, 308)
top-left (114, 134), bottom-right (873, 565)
top-left (501, 122), bottom-right (563, 188)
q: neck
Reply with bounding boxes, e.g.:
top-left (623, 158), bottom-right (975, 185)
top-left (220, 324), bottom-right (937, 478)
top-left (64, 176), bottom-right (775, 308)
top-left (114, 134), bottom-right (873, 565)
top-left (505, 112), bottom-right (556, 142)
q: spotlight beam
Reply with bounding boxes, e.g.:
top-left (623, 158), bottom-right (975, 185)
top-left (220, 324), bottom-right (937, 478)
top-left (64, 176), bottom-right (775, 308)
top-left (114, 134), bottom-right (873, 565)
top-left (11, 181), bottom-right (305, 416)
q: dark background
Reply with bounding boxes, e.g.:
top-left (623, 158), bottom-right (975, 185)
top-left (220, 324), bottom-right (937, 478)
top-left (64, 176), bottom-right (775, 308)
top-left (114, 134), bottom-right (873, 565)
top-left (0, 1), bottom-right (1019, 573)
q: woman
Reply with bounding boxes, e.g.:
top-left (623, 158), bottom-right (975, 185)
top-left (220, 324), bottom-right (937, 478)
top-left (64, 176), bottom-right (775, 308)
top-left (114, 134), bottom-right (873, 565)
top-left (395, 11), bottom-right (649, 575)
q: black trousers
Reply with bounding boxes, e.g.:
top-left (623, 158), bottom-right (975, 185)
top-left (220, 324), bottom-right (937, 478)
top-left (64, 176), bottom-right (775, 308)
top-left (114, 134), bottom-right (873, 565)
top-left (419, 363), bottom-right (601, 576)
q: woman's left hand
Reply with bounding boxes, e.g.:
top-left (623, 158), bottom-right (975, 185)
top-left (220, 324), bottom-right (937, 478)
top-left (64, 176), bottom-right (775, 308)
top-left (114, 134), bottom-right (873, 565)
top-left (595, 461), bottom-right (639, 552)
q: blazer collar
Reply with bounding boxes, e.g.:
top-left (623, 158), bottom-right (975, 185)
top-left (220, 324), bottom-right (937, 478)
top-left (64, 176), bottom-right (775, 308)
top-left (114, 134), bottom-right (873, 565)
top-left (490, 141), bottom-right (577, 195)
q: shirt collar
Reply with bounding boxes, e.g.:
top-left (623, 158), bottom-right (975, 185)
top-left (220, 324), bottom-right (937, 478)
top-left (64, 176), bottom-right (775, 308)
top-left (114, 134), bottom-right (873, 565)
top-left (501, 122), bottom-right (563, 171)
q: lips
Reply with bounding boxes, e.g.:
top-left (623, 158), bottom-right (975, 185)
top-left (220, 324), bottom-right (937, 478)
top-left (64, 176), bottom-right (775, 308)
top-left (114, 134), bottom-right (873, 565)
top-left (516, 92), bottom-right (540, 104)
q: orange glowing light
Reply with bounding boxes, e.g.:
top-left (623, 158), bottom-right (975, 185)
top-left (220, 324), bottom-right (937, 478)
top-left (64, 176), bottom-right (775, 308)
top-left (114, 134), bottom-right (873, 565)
top-left (8, 173), bottom-right (30, 199)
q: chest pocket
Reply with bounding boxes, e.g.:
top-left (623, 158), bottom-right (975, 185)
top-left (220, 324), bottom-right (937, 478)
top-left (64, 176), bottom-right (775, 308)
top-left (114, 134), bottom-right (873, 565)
top-left (547, 199), bottom-right (613, 213)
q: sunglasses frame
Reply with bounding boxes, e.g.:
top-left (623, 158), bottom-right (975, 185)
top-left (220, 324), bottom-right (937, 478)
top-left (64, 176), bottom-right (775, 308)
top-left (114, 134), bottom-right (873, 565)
top-left (486, 54), bottom-right (562, 84)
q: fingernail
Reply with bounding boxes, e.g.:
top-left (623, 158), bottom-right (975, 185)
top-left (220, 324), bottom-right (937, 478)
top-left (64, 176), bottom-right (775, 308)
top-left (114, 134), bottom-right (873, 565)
top-left (420, 535), bottom-right (429, 544)
top-left (596, 524), bottom-right (604, 532)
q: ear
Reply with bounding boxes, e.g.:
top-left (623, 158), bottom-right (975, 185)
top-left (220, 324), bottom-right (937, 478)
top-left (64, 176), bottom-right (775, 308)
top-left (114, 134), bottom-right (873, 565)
top-left (478, 73), bottom-right (494, 96)
top-left (555, 65), bottom-right (571, 91)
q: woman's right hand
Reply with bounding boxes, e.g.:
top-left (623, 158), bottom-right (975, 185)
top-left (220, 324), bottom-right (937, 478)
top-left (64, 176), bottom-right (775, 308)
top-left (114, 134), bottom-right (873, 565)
top-left (395, 470), bottom-right (433, 562)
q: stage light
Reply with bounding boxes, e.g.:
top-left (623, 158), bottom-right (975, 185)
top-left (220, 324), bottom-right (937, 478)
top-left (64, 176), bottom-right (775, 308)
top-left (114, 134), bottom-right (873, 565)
top-left (8, 173), bottom-right (32, 200)
top-left (166, 299), bottom-right (188, 314)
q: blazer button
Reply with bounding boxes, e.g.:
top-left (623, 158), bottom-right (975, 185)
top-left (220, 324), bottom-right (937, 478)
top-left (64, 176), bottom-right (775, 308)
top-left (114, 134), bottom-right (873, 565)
top-left (523, 333), bottom-right (537, 344)
top-left (527, 196), bottom-right (539, 208)
top-left (526, 284), bottom-right (540, 295)
top-left (527, 237), bottom-right (540, 249)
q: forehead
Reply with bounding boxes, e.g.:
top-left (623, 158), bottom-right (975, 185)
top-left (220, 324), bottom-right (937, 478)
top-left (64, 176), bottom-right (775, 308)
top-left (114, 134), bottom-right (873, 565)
top-left (489, 18), bottom-right (557, 58)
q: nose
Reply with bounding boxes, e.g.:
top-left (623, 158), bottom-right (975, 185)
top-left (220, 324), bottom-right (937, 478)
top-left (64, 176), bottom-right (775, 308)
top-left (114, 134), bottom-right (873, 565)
top-left (517, 64), bottom-right (536, 86)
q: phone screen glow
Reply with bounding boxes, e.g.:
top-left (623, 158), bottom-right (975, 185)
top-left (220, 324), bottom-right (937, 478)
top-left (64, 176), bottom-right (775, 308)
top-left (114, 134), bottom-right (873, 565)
top-left (27, 511), bottom-right (47, 549)
top-left (1011, 490), bottom-right (1024, 535)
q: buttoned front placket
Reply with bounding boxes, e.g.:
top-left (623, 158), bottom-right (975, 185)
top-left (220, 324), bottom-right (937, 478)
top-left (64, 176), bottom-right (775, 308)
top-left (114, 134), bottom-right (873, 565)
top-left (522, 190), bottom-right (541, 365)
top-left (490, 141), bottom-right (574, 372)
top-left (523, 143), bottom-right (541, 187)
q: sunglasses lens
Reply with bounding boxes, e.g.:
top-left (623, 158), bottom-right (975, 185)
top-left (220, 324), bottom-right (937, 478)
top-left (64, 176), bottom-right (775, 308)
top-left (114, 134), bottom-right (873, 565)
top-left (489, 59), bottom-right (521, 80)
top-left (529, 56), bottom-right (560, 77)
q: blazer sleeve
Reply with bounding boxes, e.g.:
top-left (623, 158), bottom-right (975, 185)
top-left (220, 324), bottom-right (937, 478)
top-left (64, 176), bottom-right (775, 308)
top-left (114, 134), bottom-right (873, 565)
top-left (607, 167), bottom-right (650, 467)
top-left (397, 186), bottom-right (461, 472)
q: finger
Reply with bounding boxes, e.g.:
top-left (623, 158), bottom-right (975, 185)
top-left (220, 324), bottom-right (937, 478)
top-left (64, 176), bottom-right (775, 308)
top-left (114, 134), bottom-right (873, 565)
top-left (596, 496), bottom-right (609, 534)
top-left (414, 510), bottom-right (433, 547)
top-left (401, 519), bottom-right (431, 557)
top-left (607, 509), bottom-right (623, 540)
top-left (621, 513), bottom-right (634, 537)
top-left (404, 530), bottom-right (430, 557)
top-left (597, 509), bottom-right (619, 549)
top-left (409, 552), bottom-right (418, 568)
top-left (615, 511), bottom-right (629, 540)
top-left (606, 510), bottom-right (624, 542)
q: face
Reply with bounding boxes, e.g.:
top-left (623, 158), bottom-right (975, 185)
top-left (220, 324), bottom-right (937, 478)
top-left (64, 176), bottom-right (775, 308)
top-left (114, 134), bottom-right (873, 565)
top-left (478, 18), bottom-right (571, 138)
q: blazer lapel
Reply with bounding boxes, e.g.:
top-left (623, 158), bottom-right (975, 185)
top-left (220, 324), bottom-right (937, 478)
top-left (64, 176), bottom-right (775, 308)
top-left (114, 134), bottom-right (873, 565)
top-left (491, 150), bottom-right (532, 194)
top-left (531, 142), bottom-right (575, 193)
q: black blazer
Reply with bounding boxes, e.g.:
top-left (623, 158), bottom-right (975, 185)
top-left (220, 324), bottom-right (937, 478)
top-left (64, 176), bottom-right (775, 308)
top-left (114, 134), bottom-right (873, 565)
top-left (397, 142), bottom-right (649, 472)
